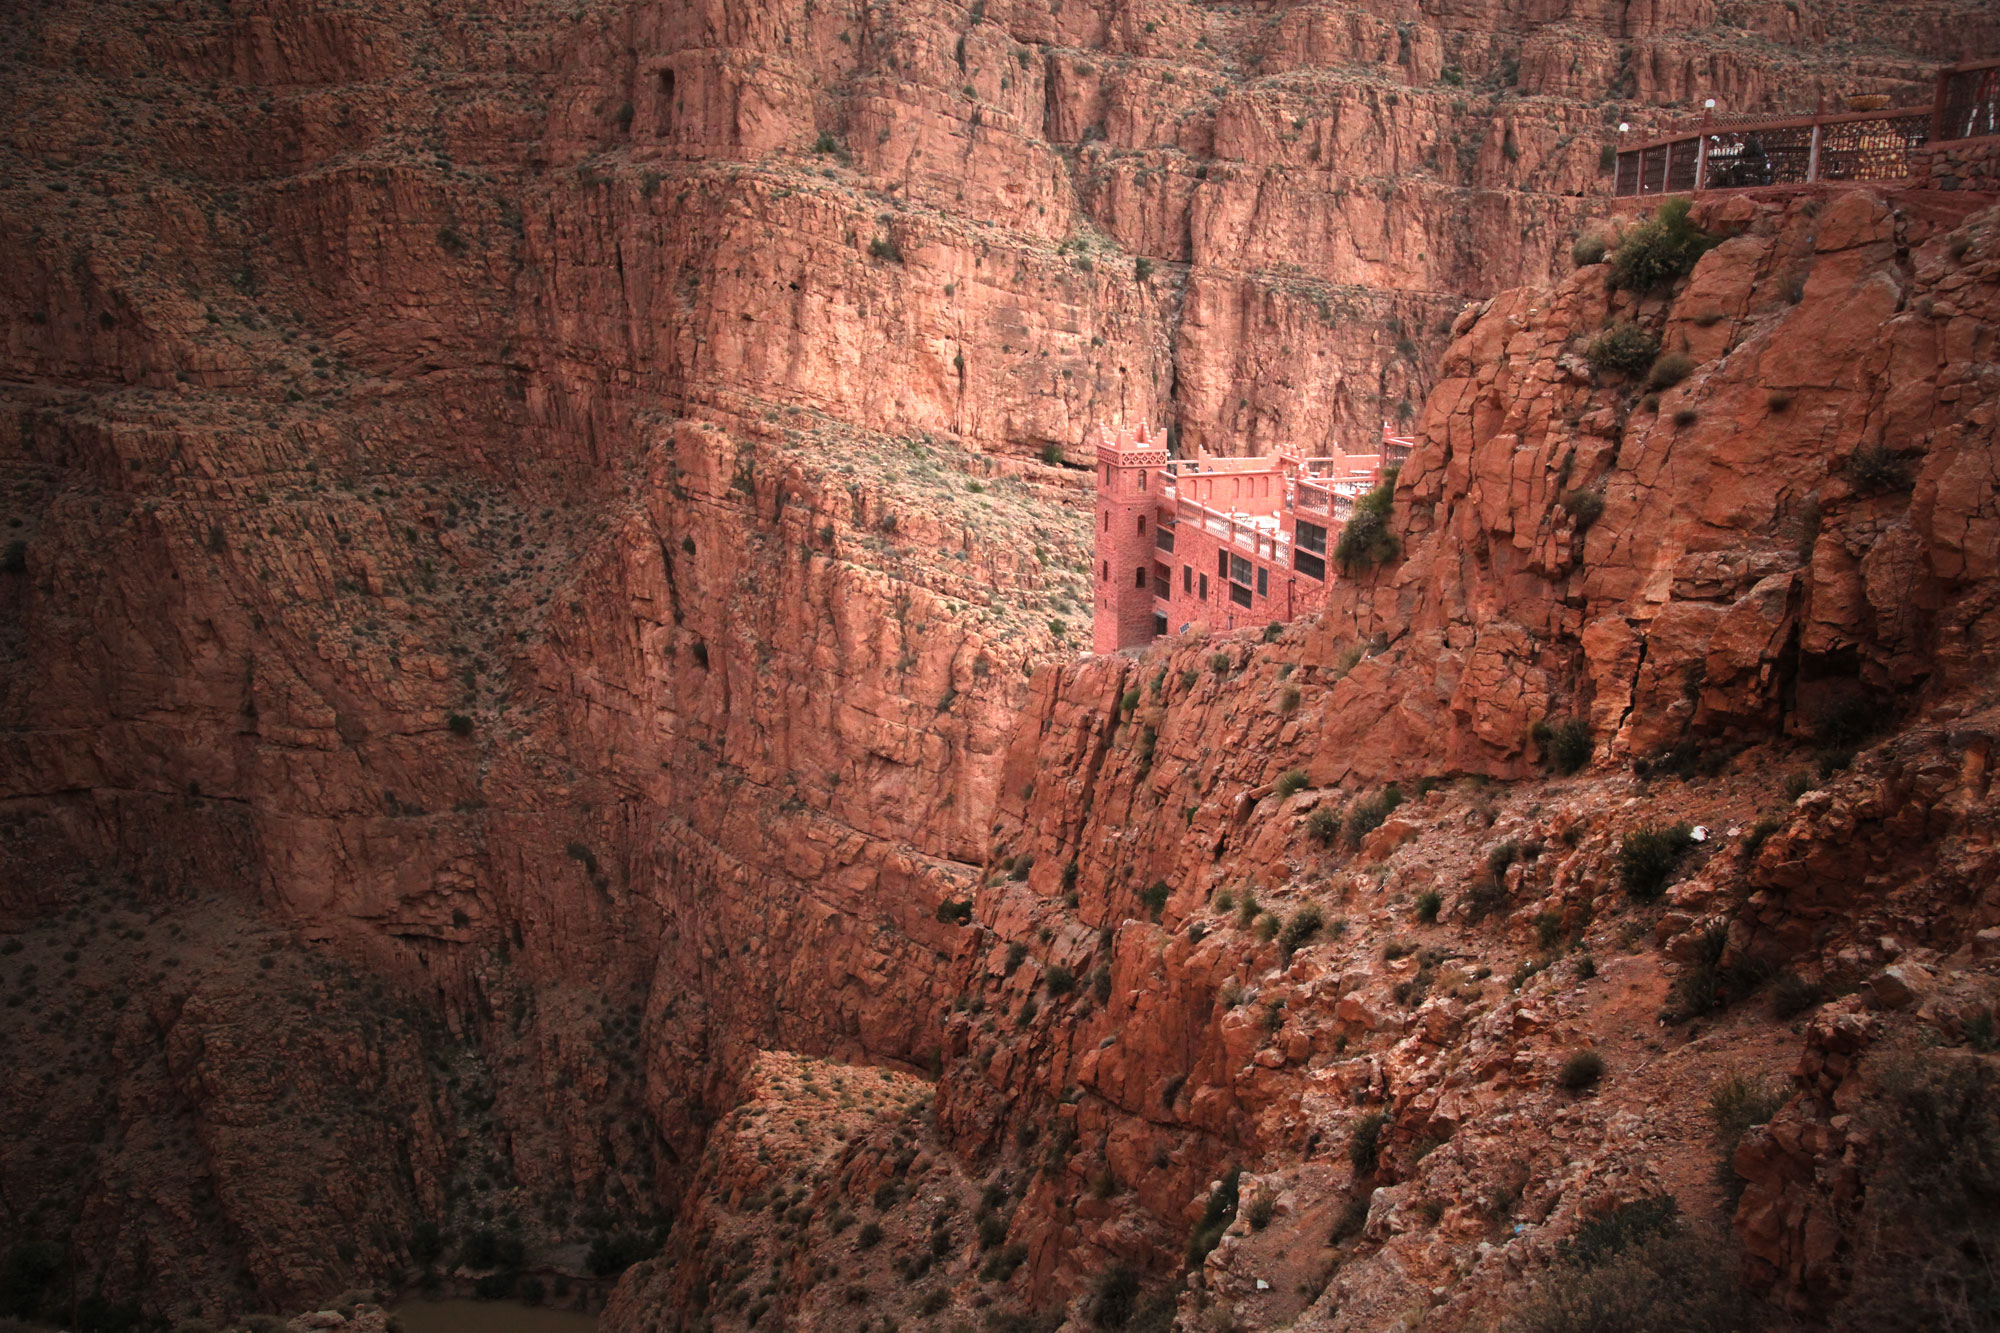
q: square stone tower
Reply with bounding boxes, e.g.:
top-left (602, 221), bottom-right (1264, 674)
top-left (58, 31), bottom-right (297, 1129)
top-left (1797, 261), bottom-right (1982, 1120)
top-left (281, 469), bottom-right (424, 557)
top-left (1092, 421), bottom-right (1169, 654)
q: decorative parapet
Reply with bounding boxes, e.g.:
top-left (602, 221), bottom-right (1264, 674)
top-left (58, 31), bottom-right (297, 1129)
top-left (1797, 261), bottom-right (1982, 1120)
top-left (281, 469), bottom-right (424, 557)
top-left (1610, 56), bottom-right (1998, 198)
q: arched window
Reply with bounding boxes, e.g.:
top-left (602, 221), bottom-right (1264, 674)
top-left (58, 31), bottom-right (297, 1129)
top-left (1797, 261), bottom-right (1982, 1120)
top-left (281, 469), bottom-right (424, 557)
top-left (1134, 566), bottom-right (1147, 588)
top-left (1137, 515), bottom-right (1147, 535)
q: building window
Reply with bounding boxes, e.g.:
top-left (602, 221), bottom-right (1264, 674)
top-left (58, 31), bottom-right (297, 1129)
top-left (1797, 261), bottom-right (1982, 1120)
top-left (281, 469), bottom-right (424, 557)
top-left (1257, 565), bottom-right (1268, 597)
top-left (1228, 553), bottom-right (1251, 585)
top-left (1297, 520), bottom-right (1327, 555)
top-left (1153, 563), bottom-right (1170, 597)
top-left (1229, 582), bottom-right (1253, 608)
top-left (1137, 470), bottom-right (1146, 490)
top-left (1135, 566), bottom-right (1147, 589)
top-left (1153, 612), bottom-right (1167, 637)
top-left (1216, 549), bottom-right (1228, 578)
top-left (1101, 560), bottom-right (1109, 581)
top-left (1102, 511), bottom-right (1109, 531)
top-left (1155, 523), bottom-right (1174, 554)
top-left (1182, 565), bottom-right (1192, 593)
top-left (1199, 573), bottom-right (1208, 600)
top-left (1137, 515), bottom-right (1147, 535)
top-left (1295, 550), bottom-right (1325, 581)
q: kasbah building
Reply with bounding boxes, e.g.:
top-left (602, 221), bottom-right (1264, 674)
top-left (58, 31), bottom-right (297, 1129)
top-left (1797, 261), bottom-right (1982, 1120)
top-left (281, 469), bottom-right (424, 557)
top-left (1090, 420), bottom-right (1414, 654)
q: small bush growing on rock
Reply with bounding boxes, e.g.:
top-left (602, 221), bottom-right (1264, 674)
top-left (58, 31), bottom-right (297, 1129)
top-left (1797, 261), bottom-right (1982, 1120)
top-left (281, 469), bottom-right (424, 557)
top-left (980, 1242), bottom-right (1028, 1281)
top-left (1532, 715), bottom-right (1594, 773)
top-left (1415, 890), bottom-right (1443, 924)
top-left (1091, 963), bottom-right (1112, 1003)
top-left (1253, 912), bottom-right (1280, 942)
top-left (1277, 684), bottom-right (1301, 713)
top-left (1279, 904), bottom-right (1323, 960)
top-left (1767, 389), bottom-right (1793, 412)
top-left (1139, 880), bottom-right (1169, 921)
top-left (868, 234), bottom-right (904, 263)
top-left (1349, 1112), bottom-right (1389, 1175)
top-left (1769, 971), bottom-right (1822, 1019)
top-left (1009, 853), bottom-right (1035, 881)
top-left (1185, 1168), bottom-right (1241, 1268)
top-left (1210, 652), bottom-right (1233, 674)
top-left (1557, 488), bottom-right (1605, 535)
top-left (1089, 1264), bottom-right (1143, 1327)
top-left (1119, 688), bottom-right (1140, 714)
top-left (857, 1222), bottom-right (884, 1249)
top-left (1608, 197), bottom-right (1718, 291)
top-left (1343, 784), bottom-right (1405, 847)
top-left (1843, 444), bottom-right (1913, 495)
top-left (1045, 964), bottom-right (1075, 996)
top-left (1178, 667), bottom-right (1199, 692)
top-left (1236, 891), bottom-right (1260, 928)
top-left (1133, 257), bottom-right (1154, 283)
top-left (1572, 232), bottom-right (1609, 266)
top-left (445, 712), bottom-right (474, 737)
top-left (1560, 1195), bottom-right (1680, 1268)
top-left (1645, 352), bottom-right (1694, 390)
top-left (1617, 823), bottom-right (1694, 902)
top-left (1306, 807), bottom-right (1340, 845)
top-left (1335, 469), bottom-right (1401, 572)
top-left (0, 540), bottom-right (25, 574)
top-left (1274, 769), bottom-right (1308, 799)
top-left (1672, 407), bottom-right (1699, 428)
top-left (1558, 1049), bottom-right (1605, 1092)
top-left (1708, 1070), bottom-right (1783, 1190)
top-left (1246, 1186), bottom-right (1278, 1231)
top-left (1584, 323), bottom-right (1659, 377)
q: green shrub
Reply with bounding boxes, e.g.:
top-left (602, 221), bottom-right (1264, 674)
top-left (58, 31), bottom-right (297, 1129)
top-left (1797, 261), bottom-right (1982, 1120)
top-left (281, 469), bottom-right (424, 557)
top-left (1349, 1112), bottom-right (1389, 1175)
top-left (1509, 1229), bottom-right (1745, 1333)
top-left (1236, 890), bottom-right (1260, 927)
top-left (857, 1222), bottom-right (884, 1248)
top-left (1645, 352), bottom-right (1694, 390)
top-left (1672, 407), bottom-right (1699, 428)
top-left (1274, 769), bottom-right (1308, 800)
top-left (1561, 1195), bottom-right (1681, 1269)
top-left (1844, 445), bottom-right (1913, 495)
top-left (1766, 389), bottom-right (1793, 412)
top-left (1415, 889), bottom-right (1442, 924)
top-left (1558, 1049), bottom-right (1604, 1091)
top-left (1139, 880), bottom-right (1169, 921)
top-left (1708, 1071), bottom-right (1783, 1176)
top-left (1277, 684), bottom-right (1301, 713)
top-left (1572, 233), bottom-right (1608, 266)
top-left (1608, 197), bottom-right (1719, 291)
top-left (813, 130), bottom-right (841, 154)
top-left (1045, 964), bottom-right (1075, 996)
top-left (1585, 323), bottom-right (1659, 376)
top-left (1557, 488), bottom-right (1605, 534)
top-left (1279, 903), bottom-right (1323, 959)
top-left (1305, 807), bottom-right (1340, 845)
top-left (1617, 823), bottom-right (1694, 902)
top-left (1532, 715), bottom-right (1594, 773)
top-left (1089, 1264), bottom-right (1142, 1327)
top-left (1210, 652), bottom-right (1232, 674)
top-left (1119, 688), bottom-right (1140, 714)
top-left (1010, 852), bottom-right (1035, 881)
top-left (1335, 468), bottom-right (1401, 571)
top-left (1246, 1186), bottom-right (1277, 1231)
top-left (1833, 1057), bottom-right (2000, 1330)
top-left (869, 235), bottom-right (904, 263)
top-left (0, 540), bottom-right (24, 574)
top-left (446, 713), bottom-right (474, 737)
top-left (1769, 971), bottom-right (1822, 1019)
top-left (1133, 257), bottom-right (1153, 283)
top-left (1254, 911), bottom-right (1280, 942)
top-left (1343, 784), bottom-right (1405, 847)
top-left (1185, 1167), bottom-right (1240, 1268)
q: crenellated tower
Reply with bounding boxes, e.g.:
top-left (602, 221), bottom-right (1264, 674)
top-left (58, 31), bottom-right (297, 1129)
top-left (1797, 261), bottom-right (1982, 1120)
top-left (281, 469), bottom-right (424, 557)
top-left (1091, 421), bottom-right (1169, 654)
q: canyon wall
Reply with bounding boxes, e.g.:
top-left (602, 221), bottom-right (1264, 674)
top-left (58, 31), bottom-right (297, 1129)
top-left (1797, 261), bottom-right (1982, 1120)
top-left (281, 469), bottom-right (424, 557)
top-left (3, 0), bottom-right (1998, 1326)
